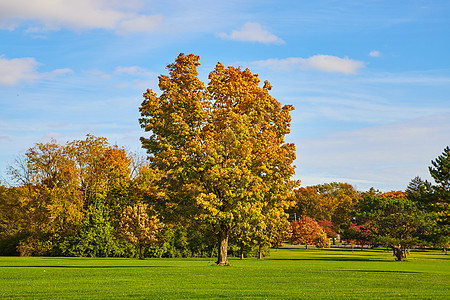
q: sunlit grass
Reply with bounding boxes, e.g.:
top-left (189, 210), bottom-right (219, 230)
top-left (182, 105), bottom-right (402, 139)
top-left (1, 246), bottom-right (449, 299)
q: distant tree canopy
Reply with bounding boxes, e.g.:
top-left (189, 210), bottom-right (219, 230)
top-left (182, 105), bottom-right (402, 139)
top-left (354, 192), bottom-right (426, 261)
top-left (139, 53), bottom-right (298, 265)
top-left (290, 182), bottom-right (360, 235)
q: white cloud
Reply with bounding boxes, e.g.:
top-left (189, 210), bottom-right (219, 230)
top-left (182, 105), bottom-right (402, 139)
top-left (302, 55), bottom-right (364, 74)
top-left (0, 56), bottom-right (40, 86)
top-left (0, 55), bottom-right (73, 86)
top-left (0, 0), bottom-right (164, 34)
top-left (218, 22), bottom-right (285, 44)
top-left (253, 55), bottom-right (365, 74)
top-left (44, 68), bottom-right (74, 78)
top-left (369, 50), bottom-right (381, 57)
top-left (116, 14), bottom-right (165, 35)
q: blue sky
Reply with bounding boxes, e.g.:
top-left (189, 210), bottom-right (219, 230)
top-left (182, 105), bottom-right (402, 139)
top-left (1, 0), bottom-right (449, 191)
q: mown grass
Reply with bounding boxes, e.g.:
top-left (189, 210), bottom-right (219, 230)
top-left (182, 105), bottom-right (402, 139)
top-left (1, 246), bottom-right (449, 299)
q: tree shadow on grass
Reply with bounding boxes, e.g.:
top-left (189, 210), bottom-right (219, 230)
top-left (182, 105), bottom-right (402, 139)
top-left (344, 269), bottom-right (421, 274)
top-left (0, 265), bottom-right (172, 269)
top-left (268, 257), bottom-right (389, 262)
top-left (271, 247), bottom-right (394, 262)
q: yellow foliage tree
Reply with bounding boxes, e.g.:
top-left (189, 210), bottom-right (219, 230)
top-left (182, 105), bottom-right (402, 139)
top-left (119, 202), bottom-right (163, 259)
top-left (139, 53), bottom-right (298, 265)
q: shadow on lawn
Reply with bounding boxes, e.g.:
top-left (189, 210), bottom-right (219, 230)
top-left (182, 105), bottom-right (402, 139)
top-left (344, 269), bottom-right (421, 274)
top-left (0, 265), bottom-right (172, 269)
top-left (269, 257), bottom-right (389, 262)
top-left (270, 247), bottom-right (395, 262)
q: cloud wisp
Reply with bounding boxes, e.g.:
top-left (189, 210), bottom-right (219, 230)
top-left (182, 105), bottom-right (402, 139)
top-left (253, 55), bottom-right (365, 74)
top-left (218, 22), bottom-right (285, 44)
top-left (0, 55), bottom-right (72, 86)
top-left (369, 50), bottom-right (381, 57)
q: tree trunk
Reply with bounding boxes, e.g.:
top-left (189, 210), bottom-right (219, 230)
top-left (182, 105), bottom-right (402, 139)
top-left (138, 244), bottom-right (143, 260)
top-left (390, 245), bottom-right (404, 261)
top-left (332, 237), bottom-right (336, 245)
top-left (216, 225), bottom-right (229, 266)
top-left (258, 244), bottom-right (263, 260)
top-left (240, 241), bottom-right (244, 260)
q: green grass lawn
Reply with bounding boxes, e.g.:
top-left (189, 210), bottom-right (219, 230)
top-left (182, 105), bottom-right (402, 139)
top-left (1, 246), bottom-right (449, 299)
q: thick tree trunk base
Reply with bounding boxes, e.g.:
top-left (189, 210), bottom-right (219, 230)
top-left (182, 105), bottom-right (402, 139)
top-left (390, 245), bottom-right (404, 261)
top-left (216, 226), bottom-right (229, 266)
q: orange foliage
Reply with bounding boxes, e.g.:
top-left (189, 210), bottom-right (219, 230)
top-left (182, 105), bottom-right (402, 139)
top-left (381, 191), bottom-right (406, 199)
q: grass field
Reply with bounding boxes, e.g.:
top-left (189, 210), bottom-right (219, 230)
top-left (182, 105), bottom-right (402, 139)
top-left (1, 246), bottom-right (449, 299)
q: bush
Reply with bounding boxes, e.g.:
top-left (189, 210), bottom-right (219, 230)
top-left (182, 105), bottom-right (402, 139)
top-left (315, 232), bottom-right (331, 248)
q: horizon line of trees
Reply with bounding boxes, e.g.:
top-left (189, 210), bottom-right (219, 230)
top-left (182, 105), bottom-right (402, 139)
top-left (0, 135), bottom-right (448, 262)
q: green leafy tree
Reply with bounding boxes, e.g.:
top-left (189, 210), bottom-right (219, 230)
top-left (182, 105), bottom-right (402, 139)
top-left (429, 146), bottom-right (450, 191)
top-left (139, 53), bottom-right (298, 265)
top-left (342, 223), bottom-right (372, 250)
top-left (407, 147), bottom-right (450, 252)
top-left (60, 204), bottom-right (124, 257)
top-left (355, 193), bottom-right (426, 261)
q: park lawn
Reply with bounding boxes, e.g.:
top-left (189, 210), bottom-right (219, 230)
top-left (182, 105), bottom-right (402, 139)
top-left (0, 246), bottom-right (449, 299)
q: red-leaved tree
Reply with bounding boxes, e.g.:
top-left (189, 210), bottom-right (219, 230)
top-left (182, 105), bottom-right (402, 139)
top-left (318, 219), bottom-right (338, 244)
top-left (290, 217), bottom-right (324, 249)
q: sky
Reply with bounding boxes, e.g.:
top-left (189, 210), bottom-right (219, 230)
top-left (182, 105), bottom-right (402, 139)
top-left (0, 0), bottom-right (449, 191)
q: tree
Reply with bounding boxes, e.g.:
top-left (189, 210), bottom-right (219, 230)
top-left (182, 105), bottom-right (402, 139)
top-left (428, 147), bottom-right (450, 230)
top-left (315, 231), bottom-right (331, 248)
top-left (429, 146), bottom-right (450, 192)
top-left (139, 53), bottom-right (298, 265)
top-left (407, 147), bottom-right (450, 252)
top-left (119, 202), bottom-right (163, 259)
top-left (6, 139), bottom-right (84, 255)
top-left (342, 223), bottom-right (372, 250)
top-left (290, 182), bottom-right (359, 237)
top-left (318, 219), bottom-right (338, 243)
top-left (253, 205), bottom-right (292, 259)
top-left (355, 193), bottom-right (426, 261)
top-left (4, 135), bottom-right (139, 257)
top-left (267, 211), bottom-right (292, 249)
top-left (290, 217), bottom-right (324, 249)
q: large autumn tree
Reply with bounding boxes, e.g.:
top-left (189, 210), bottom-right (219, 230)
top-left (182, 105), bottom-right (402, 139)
top-left (139, 53), bottom-right (298, 265)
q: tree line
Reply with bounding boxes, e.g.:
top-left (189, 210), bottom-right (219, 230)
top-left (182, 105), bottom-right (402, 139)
top-left (1, 54), bottom-right (448, 263)
top-left (0, 134), bottom-right (288, 259)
